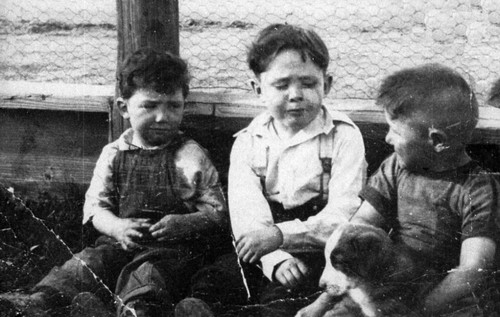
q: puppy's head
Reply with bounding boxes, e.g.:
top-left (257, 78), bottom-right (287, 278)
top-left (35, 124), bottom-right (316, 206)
top-left (320, 223), bottom-right (393, 294)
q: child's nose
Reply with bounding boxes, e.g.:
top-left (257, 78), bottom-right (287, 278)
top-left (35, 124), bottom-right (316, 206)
top-left (385, 131), bottom-right (393, 145)
top-left (288, 84), bottom-right (304, 101)
top-left (155, 108), bottom-right (169, 122)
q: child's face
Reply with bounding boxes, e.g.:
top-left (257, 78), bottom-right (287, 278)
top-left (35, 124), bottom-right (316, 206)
top-left (384, 111), bottom-right (435, 171)
top-left (255, 49), bottom-right (331, 133)
top-left (119, 88), bottom-right (184, 147)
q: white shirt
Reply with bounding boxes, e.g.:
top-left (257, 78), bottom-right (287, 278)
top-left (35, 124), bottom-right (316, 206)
top-left (228, 107), bottom-right (367, 280)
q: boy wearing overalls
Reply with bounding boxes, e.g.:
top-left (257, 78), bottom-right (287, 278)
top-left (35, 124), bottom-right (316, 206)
top-left (3, 48), bottom-right (234, 317)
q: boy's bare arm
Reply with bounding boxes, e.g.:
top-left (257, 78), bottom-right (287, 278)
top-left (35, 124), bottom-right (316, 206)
top-left (422, 236), bottom-right (496, 315)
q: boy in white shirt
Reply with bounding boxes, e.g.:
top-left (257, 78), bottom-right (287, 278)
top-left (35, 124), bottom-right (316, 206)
top-left (228, 23), bottom-right (367, 316)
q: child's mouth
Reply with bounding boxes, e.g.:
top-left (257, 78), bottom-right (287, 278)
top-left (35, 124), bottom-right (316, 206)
top-left (287, 109), bottom-right (305, 116)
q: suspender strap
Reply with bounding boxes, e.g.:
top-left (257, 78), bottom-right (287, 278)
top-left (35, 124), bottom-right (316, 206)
top-left (257, 144), bottom-right (269, 197)
top-left (319, 132), bottom-right (333, 202)
top-left (255, 131), bottom-right (333, 201)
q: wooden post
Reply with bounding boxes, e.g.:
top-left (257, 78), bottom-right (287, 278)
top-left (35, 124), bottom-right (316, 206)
top-left (113, 0), bottom-right (180, 140)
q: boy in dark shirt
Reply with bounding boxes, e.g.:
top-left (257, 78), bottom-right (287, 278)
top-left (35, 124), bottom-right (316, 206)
top-left (351, 64), bottom-right (498, 316)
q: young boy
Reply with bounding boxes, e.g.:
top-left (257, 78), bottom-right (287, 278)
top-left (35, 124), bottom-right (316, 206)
top-left (347, 63), bottom-right (499, 316)
top-left (228, 24), bottom-right (367, 315)
top-left (2, 48), bottom-right (234, 317)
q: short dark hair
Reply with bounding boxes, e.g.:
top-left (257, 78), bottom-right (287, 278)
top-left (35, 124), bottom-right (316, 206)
top-left (376, 63), bottom-right (478, 141)
top-left (118, 47), bottom-right (190, 99)
top-left (488, 78), bottom-right (500, 108)
top-left (247, 23), bottom-right (329, 76)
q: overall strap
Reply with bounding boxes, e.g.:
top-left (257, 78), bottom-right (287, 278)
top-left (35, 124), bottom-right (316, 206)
top-left (318, 131), bottom-right (333, 203)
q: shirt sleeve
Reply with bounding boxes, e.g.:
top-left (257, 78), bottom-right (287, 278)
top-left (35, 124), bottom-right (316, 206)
top-left (82, 143), bottom-right (119, 224)
top-left (171, 141), bottom-right (229, 237)
top-left (359, 153), bottom-right (400, 229)
top-left (229, 132), bottom-right (293, 280)
top-left (228, 132), bottom-right (274, 239)
top-left (461, 171), bottom-right (500, 243)
top-left (276, 122), bottom-right (367, 249)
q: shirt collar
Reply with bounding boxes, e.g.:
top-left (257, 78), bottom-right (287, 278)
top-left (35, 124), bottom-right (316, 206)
top-left (250, 106), bottom-right (335, 140)
top-left (116, 128), bottom-right (176, 151)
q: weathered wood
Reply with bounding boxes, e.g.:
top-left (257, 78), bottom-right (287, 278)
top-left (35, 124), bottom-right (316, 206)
top-left (0, 81), bottom-right (112, 113)
top-left (187, 92), bottom-right (500, 145)
top-left (114, 0), bottom-right (180, 140)
top-left (2, 83), bottom-right (500, 144)
top-left (0, 109), bottom-right (108, 198)
top-left (0, 82), bottom-right (499, 199)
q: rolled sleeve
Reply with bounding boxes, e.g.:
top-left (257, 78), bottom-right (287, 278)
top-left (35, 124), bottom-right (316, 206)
top-left (174, 141), bottom-right (228, 233)
top-left (82, 143), bottom-right (118, 224)
top-left (260, 250), bottom-right (294, 281)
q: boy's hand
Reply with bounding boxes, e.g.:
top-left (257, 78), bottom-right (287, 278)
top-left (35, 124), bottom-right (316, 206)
top-left (236, 226), bottom-right (283, 263)
top-left (113, 218), bottom-right (152, 251)
top-left (274, 257), bottom-right (309, 289)
top-left (149, 214), bottom-right (178, 241)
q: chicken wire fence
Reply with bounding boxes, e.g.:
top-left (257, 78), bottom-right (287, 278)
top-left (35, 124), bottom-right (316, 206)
top-left (1, 0), bottom-right (500, 103)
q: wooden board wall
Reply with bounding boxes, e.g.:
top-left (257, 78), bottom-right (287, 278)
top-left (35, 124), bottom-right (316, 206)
top-left (1, 81), bottom-right (499, 200)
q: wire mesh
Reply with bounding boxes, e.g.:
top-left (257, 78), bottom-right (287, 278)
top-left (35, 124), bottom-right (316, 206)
top-left (1, 0), bottom-right (500, 103)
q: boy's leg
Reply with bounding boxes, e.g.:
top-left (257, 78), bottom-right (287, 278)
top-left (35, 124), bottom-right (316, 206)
top-left (33, 236), bottom-right (129, 310)
top-left (186, 252), bottom-right (250, 315)
top-left (116, 246), bottom-right (205, 317)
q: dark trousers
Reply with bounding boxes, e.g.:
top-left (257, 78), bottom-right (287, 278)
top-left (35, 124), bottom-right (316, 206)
top-left (34, 236), bottom-right (130, 307)
top-left (34, 235), bottom-right (248, 316)
top-left (253, 198), bottom-right (327, 316)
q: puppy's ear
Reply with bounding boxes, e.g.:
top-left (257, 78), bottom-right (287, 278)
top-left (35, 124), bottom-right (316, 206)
top-left (354, 231), bottom-right (383, 256)
top-left (351, 231), bottom-right (384, 278)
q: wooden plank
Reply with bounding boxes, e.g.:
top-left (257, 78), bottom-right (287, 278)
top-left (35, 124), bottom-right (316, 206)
top-left (0, 81), bottom-right (112, 113)
top-left (0, 109), bottom-right (108, 198)
top-left (0, 153), bottom-right (96, 185)
top-left (1, 83), bottom-right (499, 144)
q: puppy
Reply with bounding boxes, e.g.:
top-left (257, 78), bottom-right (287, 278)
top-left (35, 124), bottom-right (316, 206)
top-left (297, 223), bottom-right (431, 317)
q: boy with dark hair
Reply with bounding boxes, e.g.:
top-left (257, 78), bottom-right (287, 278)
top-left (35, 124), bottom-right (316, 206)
top-left (1, 48), bottom-right (235, 317)
top-left (229, 24), bottom-right (366, 315)
top-left (347, 63), bottom-right (499, 316)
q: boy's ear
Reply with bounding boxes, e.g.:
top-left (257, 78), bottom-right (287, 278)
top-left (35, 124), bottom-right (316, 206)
top-left (324, 74), bottom-right (333, 95)
top-left (429, 127), bottom-right (449, 152)
top-left (250, 80), bottom-right (262, 95)
top-left (116, 97), bottom-right (130, 120)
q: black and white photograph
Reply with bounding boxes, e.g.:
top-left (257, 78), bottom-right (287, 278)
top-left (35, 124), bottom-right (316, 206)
top-left (1, 1), bottom-right (500, 316)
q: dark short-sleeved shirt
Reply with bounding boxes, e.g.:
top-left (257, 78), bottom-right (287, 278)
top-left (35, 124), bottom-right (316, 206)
top-left (360, 153), bottom-right (499, 272)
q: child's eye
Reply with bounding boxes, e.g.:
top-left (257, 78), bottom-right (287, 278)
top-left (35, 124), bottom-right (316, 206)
top-left (302, 80), bottom-right (318, 88)
top-left (141, 103), bottom-right (156, 109)
top-left (169, 102), bottom-right (183, 109)
top-left (273, 83), bottom-right (288, 90)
